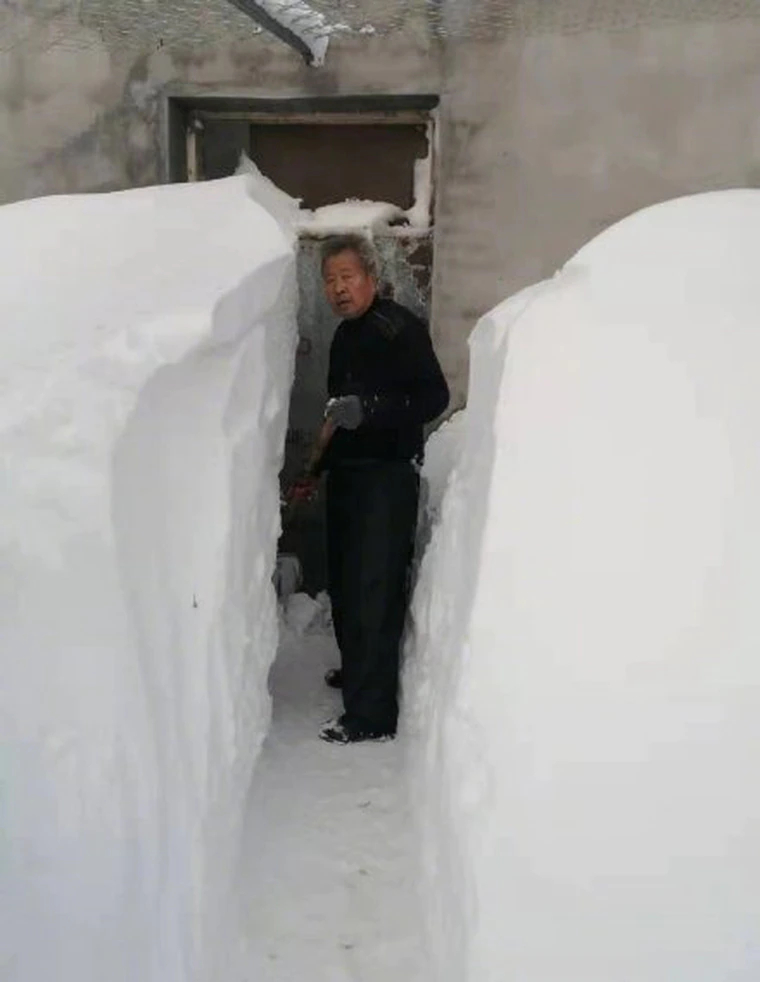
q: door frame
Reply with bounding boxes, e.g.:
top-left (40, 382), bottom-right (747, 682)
top-left (163, 93), bottom-right (439, 187)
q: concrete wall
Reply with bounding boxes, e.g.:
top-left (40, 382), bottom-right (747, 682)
top-left (433, 17), bottom-right (760, 406)
top-left (0, 0), bottom-right (441, 202)
top-left (6, 4), bottom-right (760, 406)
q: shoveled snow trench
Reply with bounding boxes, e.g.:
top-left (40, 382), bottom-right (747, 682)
top-left (235, 615), bottom-right (427, 982)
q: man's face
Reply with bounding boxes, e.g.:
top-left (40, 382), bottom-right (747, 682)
top-left (323, 249), bottom-right (377, 319)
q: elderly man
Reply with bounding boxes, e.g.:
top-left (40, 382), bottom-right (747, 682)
top-left (294, 233), bottom-right (449, 744)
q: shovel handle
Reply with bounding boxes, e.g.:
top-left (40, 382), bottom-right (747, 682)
top-left (281, 415), bottom-right (337, 527)
top-left (305, 416), bottom-right (336, 477)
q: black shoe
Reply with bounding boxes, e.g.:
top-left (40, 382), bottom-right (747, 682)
top-left (324, 668), bottom-right (342, 689)
top-left (319, 717), bottom-right (395, 745)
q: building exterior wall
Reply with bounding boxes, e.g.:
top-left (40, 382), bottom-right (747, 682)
top-left (433, 15), bottom-right (760, 406)
top-left (5, 3), bottom-right (760, 406)
top-left (0, 0), bottom-right (441, 203)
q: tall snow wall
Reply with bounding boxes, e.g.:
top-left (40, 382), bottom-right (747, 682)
top-left (0, 175), bottom-right (298, 982)
top-left (407, 190), bottom-right (760, 982)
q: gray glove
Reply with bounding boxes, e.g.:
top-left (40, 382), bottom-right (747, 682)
top-left (325, 395), bottom-right (364, 430)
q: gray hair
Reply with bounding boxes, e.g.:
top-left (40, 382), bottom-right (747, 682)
top-left (320, 233), bottom-right (379, 280)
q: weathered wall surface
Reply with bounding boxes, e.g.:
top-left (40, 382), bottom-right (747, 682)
top-left (433, 16), bottom-right (760, 406)
top-left (6, 3), bottom-right (760, 405)
top-left (0, 0), bottom-right (441, 203)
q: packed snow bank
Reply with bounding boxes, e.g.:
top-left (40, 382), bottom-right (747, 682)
top-left (419, 412), bottom-right (465, 524)
top-left (298, 199), bottom-right (407, 236)
top-left (237, 140), bottom-right (433, 236)
top-left (413, 413), bottom-right (465, 565)
top-left (0, 175), bottom-right (298, 982)
top-left (407, 190), bottom-right (760, 982)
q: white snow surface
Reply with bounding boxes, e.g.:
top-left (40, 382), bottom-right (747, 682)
top-left (296, 192), bottom-right (433, 237)
top-left (407, 190), bottom-right (760, 981)
top-left (419, 412), bottom-right (464, 524)
top-left (0, 175), bottom-right (298, 982)
top-left (405, 124), bottom-right (434, 232)
top-left (232, 616), bottom-right (427, 982)
top-left (236, 154), bottom-right (405, 235)
top-left (237, 137), bottom-right (433, 236)
top-left (298, 199), bottom-right (407, 236)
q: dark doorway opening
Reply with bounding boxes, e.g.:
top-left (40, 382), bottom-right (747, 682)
top-left (250, 123), bottom-right (427, 209)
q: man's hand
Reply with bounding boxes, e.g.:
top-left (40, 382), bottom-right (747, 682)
top-left (325, 395), bottom-right (364, 431)
top-left (286, 473), bottom-right (319, 506)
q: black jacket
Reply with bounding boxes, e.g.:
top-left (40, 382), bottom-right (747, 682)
top-left (319, 297), bottom-right (449, 471)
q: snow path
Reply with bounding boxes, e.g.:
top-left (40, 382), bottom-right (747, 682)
top-left (237, 623), bottom-right (427, 981)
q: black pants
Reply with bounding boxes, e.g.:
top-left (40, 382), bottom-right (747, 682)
top-left (326, 460), bottom-right (420, 735)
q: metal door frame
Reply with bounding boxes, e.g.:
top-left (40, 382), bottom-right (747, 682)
top-left (163, 94), bottom-right (439, 186)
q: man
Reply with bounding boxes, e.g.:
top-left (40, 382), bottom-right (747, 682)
top-left (294, 233), bottom-right (449, 744)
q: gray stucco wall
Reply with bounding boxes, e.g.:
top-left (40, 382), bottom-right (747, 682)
top-left (5, 3), bottom-right (760, 407)
top-left (433, 16), bottom-right (760, 407)
top-left (0, 0), bottom-right (441, 202)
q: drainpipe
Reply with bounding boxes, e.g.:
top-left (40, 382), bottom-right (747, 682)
top-left (224, 0), bottom-right (329, 65)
